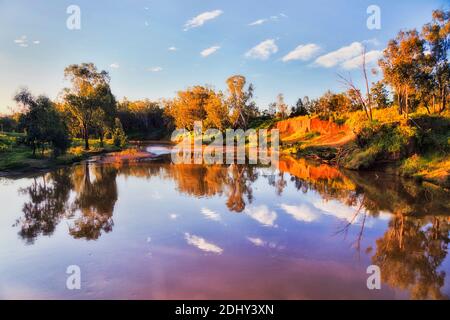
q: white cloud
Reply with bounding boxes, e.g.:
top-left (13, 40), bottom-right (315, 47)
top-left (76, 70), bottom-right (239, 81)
top-left (341, 50), bottom-right (383, 70)
top-left (14, 35), bottom-right (27, 44)
top-left (248, 14), bottom-right (286, 26)
top-left (315, 42), bottom-right (364, 68)
top-left (282, 44), bottom-right (321, 62)
top-left (245, 205), bottom-right (277, 227)
top-left (280, 204), bottom-right (319, 222)
top-left (168, 46), bottom-right (178, 51)
top-left (201, 207), bottom-right (221, 221)
top-left (201, 46), bottom-right (220, 57)
top-left (248, 19), bottom-right (267, 26)
top-left (184, 10), bottom-right (223, 31)
top-left (245, 39), bottom-right (278, 60)
top-left (169, 213), bottom-right (178, 220)
top-left (185, 233), bottom-right (223, 254)
top-left (109, 63), bottom-right (120, 69)
top-left (363, 38), bottom-right (381, 47)
top-left (247, 237), bottom-right (266, 246)
top-left (14, 36), bottom-right (40, 47)
top-left (312, 199), bottom-right (363, 223)
top-left (148, 66), bottom-right (163, 72)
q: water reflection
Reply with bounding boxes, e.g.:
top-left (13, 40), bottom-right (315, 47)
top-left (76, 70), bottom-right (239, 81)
top-left (70, 163), bottom-right (118, 240)
top-left (372, 215), bottom-right (450, 300)
top-left (15, 163), bottom-right (118, 242)
top-left (4, 150), bottom-right (450, 299)
top-left (15, 168), bottom-right (73, 244)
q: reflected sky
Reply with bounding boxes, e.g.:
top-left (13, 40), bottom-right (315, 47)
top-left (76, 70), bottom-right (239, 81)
top-left (0, 146), bottom-right (449, 299)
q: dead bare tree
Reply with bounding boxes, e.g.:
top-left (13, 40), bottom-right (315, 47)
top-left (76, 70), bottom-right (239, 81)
top-left (338, 46), bottom-right (373, 121)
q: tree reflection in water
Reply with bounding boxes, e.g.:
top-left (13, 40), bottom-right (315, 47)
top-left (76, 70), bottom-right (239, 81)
top-left (69, 162), bottom-right (118, 240)
top-left (16, 162), bottom-right (118, 242)
top-left (13, 154), bottom-right (450, 299)
top-left (15, 167), bottom-right (73, 244)
top-left (372, 215), bottom-right (450, 300)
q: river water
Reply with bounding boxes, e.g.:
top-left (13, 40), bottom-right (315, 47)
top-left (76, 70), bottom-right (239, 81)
top-left (0, 144), bottom-right (449, 299)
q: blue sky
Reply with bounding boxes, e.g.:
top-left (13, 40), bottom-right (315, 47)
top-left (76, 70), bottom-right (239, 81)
top-left (0, 0), bottom-right (448, 114)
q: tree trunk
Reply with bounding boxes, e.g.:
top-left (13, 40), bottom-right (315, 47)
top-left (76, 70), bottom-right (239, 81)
top-left (405, 87), bottom-right (409, 117)
top-left (84, 124), bottom-right (90, 150)
top-left (432, 94), bottom-right (436, 113)
top-left (397, 90), bottom-right (403, 115)
top-left (441, 86), bottom-right (446, 113)
top-left (99, 129), bottom-right (104, 147)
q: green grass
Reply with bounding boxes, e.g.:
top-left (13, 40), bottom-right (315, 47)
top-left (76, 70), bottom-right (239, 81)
top-left (249, 117), bottom-right (280, 130)
top-left (340, 121), bottom-right (418, 170)
top-left (400, 152), bottom-right (450, 187)
top-left (0, 132), bottom-right (33, 170)
top-left (0, 132), bottom-right (122, 173)
top-left (337, 113), bottom-right (450, 187)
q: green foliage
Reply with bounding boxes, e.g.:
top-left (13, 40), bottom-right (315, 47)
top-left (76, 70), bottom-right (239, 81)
top-left (0, 133), bottom-right (120, 172)
top-left (63, 63), bottom-right (116, 150)
top-left (345, 145), bottom-right (381, 170)
top-left (290, 98), bottom-right (309, 117)
top-left (400, 153), bottom-right (450, 187)
top-left (371, 81), bottom-right (391, 109)
top-left (400, 154), bottom-right (425, 176)
top-left (15, 89), bottom-right (70, 157)
top-left (342, 113), bottom-right (449, 173)
top-left (0, 132), bottom-right (33, 169)
top-left (343, 122), bottom-right (418, 170)
top-left (248, 117), bottom-right (280, 130)
top-left (118, 98), bottom-right (172, 139)
top-left (112, 118), bottom-right (127, 148)
top-left (0, 115), bottom-right (19, 132)
top-left (413, 115), bottom-right (450, 153)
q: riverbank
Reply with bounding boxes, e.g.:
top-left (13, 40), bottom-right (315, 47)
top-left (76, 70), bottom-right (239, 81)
top-left (2, 113), bottom-right (449, 190)
top-left (278, 108), bottom-right (450, 188)
top-left (0, 132), bottom-right (124, 177)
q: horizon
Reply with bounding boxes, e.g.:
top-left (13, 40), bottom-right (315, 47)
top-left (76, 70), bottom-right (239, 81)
top-left (0, 0), bottom-right (448, 114)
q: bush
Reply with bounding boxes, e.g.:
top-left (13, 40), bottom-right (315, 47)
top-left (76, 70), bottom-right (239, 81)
top-left (342, 122), bottom-right (418, 170)
top-left (400, 154), bottom-right (424, 176)
top-left (112, 118), bottom-right (127, 148)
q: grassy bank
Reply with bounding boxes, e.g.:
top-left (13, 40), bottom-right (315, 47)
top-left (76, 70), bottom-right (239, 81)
top-left (0, 132), bottom-right (122, 174)
top-left (280, 107), bottom-right (450, 188)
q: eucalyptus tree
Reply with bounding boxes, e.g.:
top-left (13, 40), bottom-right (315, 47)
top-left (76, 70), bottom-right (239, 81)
top-left (63, 63), bottom-right (116, 150)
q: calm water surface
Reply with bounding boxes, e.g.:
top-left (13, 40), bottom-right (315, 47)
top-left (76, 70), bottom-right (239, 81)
top-left (0, 144), bottom-right (449, 299)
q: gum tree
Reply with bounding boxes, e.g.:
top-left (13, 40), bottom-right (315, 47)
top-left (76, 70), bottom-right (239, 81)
top-left (63, 63), bottom-right (116, 150)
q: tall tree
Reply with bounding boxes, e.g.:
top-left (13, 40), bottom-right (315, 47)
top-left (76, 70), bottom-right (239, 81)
top-left (370, 81), bottom-right (391, 109)
top-left (15, 89), bottom-right (70, 156)
top-left (379, 30), bottom-right (426, 116)
top-left (204, 91), bottom-right (229, 130)
top-left (166, 86), bottom-right (209, 130)
top-left (226, 75), bottom-right (257, 129)
top-left (290, 97), bottom-right (309, 117)
top-left (276, 93), bottom-right (289, 119)
top-left (422, 9), bottom-right (450, 113)
top-left (63, 63), bottom-right (116, 150)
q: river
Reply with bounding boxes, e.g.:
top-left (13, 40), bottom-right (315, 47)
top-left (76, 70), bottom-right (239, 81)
top-left (0, 144), bottom-right (449, 299)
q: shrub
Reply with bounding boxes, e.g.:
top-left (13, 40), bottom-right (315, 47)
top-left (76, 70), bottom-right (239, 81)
top-left (112, 118), bottom-right (127, 148)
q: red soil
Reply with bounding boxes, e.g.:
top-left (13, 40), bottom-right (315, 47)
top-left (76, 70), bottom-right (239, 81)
top-left (276, 116), bottom-right (355, 147)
